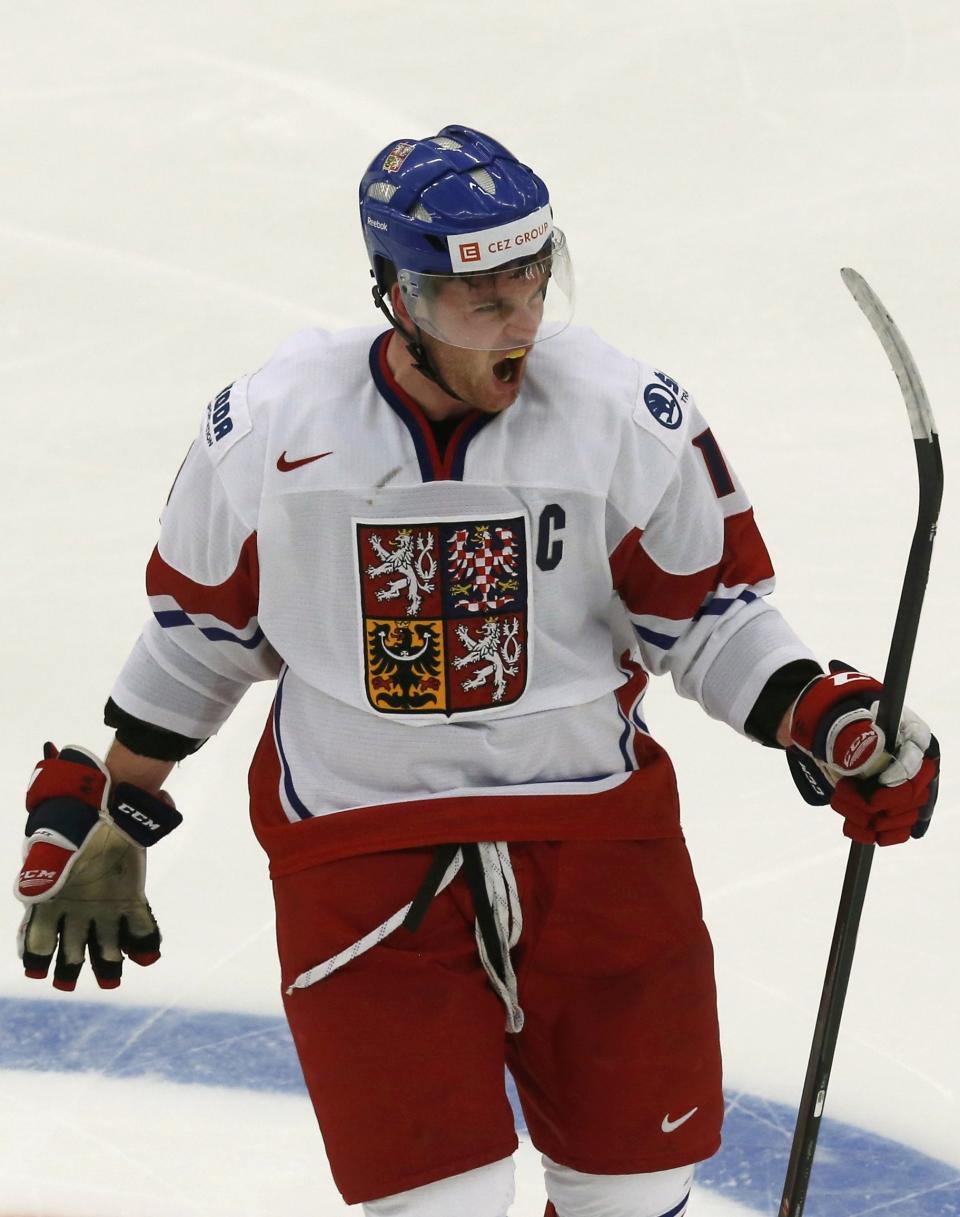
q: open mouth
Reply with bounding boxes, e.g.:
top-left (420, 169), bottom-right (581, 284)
top-left (492, 348), bottom-right (527, 384)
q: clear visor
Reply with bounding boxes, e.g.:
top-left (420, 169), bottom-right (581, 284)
top-left (397, 229), bottom-right (574, 352)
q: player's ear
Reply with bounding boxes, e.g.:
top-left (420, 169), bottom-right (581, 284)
top-left (391, 282), bottom-right (412, 326)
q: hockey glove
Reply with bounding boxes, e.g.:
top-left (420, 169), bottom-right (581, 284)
top-left (786, 661), bottom-right (940, 846)
top-left (15, 743), bottom-right (182, 990)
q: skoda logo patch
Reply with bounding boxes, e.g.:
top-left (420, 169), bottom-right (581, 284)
top-left (644, 383), bottom-right (683, 430)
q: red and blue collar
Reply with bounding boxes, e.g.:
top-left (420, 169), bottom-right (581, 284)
top-left (369, 332), bottom-right (494, 483)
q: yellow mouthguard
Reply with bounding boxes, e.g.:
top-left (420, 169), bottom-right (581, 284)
top-left (505, 348), bottom-right (526, 359)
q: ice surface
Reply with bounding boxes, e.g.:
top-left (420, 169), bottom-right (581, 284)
top-left (2, 2), bottom-right (959, 1213)
top-left (0, 1070), bottom-right (770, 1217)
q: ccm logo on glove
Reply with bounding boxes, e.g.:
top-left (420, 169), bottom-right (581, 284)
top-left (111, 795), bottom-right (175, 844)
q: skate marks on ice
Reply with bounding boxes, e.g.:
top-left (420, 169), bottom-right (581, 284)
top-left (0, 998), bottom-right (958, 1216)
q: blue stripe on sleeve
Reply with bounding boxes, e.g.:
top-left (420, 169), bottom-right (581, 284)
top-left (153, 610), bottom-right (264, 649)
top-left (199, 624), bottom-right (265, 649)
top-left (633, 624), bottom-right (679, 650)
top-left (154, 609), bottom-right (191, 627)
top-left (693, 589), bottom-right (758, 620)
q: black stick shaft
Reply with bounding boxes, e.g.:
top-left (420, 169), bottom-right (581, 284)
top-left (779, 436), bottom-right (942, 1217)
top-left (779, 266), bottom-right (942, 1217)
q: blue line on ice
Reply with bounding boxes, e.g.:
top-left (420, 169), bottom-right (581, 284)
top-left (1, 997), bottom-right (957, 1215)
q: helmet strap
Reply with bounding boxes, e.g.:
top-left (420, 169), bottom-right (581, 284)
top-left (371, 283), bottom-right (465, 404)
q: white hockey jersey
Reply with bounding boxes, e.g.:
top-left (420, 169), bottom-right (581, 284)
top-left (111, 326), bottom-right (814, 874)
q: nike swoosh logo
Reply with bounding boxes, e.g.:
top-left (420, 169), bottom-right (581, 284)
top-left (277, 450), bottom-right (333, 472)
top-left (661, 1107), bottom-right (698, 1133)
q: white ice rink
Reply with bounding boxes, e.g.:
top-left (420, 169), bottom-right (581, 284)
top-left (2, 3), bottom-right (959, 1214)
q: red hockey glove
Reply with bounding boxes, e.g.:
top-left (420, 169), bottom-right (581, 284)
top-left (786, 662), bottom-right (939, 846)
top-left (15, 743), bottom-right (182, 990)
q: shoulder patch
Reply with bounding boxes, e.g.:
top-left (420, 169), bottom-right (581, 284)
top-left (201, 376), bottom-right (251, 462)
top-left (643, 370), bottom-right (687, 429)
top-left (632, 367), bottom-right (693, 452)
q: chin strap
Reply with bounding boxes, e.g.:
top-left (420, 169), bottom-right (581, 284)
top-left (371, 283), bottom-right (465, 404)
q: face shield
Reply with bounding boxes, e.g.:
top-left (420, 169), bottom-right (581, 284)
top-left (396, 229), bottom-right (574, 353)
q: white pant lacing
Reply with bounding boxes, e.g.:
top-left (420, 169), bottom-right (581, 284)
top-left (285, 841), bottom-right (525, 1033)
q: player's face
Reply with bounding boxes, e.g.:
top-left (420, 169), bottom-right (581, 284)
top-left (394, 268), bottom-right (546, 413)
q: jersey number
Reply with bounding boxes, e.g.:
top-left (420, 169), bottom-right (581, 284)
top-left (692, 428), bottom-right (735, 498)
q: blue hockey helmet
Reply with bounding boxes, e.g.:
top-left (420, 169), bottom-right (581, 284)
top-left (359, 125), bottom-right (574, 352)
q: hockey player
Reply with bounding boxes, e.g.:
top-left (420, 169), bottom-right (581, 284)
top-left (16, 126), bottom-right (939, 1217)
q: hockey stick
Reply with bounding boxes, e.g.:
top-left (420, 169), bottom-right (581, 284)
top-left (778, 268), bottom-right (943, 1217)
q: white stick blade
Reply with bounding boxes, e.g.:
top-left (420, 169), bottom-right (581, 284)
top-left (840, 267), bottom-right (938, 442)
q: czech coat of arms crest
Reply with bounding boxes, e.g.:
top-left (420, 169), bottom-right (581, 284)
top-left (356, 515), bottom-right (529, 715)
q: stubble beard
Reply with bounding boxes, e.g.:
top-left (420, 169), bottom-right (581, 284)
top-left (430, 347), bottom-right (522, 416)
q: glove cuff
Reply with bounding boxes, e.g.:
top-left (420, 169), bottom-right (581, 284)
top-left (26, 744), bottom-right (110, 814)
top-left (109, 784), bottom-right (183, 846)
top-left (789, 666), bottom-right (885, 774)
top-left (18, 744), bottom-right (182, 906)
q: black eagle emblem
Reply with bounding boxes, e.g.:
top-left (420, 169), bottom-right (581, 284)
top-left (367, 620), bottom-right (443, 710)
